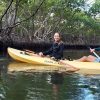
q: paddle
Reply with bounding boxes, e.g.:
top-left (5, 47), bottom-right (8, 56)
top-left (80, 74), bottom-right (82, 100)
top-left (89, 47), bottom-right (100, 59)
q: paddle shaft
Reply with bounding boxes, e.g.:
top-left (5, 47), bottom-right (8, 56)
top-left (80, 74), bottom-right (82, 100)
top-left (93, 51), bottom-right (100, 59)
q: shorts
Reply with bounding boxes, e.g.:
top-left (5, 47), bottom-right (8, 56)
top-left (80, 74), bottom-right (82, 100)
top-left (94, 57), bottom-right (100, 62)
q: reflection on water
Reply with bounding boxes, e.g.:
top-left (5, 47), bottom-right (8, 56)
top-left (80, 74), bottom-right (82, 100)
top-left (0, 50), bottom-right (100, 100)
top-left (47, 73), bottom-right (64, 100)
top-left (0, 71), bottom-right (100, 100)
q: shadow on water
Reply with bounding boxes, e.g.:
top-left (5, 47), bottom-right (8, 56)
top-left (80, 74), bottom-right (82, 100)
top-left (0, 50), bottom-right (100, 100)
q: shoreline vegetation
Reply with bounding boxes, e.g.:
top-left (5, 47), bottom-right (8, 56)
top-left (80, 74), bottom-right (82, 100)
top-left (0, 34), bottom-right (100, 52)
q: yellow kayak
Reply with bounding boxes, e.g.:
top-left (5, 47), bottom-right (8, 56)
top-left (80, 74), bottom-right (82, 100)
top-left (7, 47), bottom-right (63, 67)
top-left (8, 47), bottom-right (100, 71)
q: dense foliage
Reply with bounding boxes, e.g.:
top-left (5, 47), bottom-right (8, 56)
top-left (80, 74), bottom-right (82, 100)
top-left (0, 0), bottom-right (100, 45)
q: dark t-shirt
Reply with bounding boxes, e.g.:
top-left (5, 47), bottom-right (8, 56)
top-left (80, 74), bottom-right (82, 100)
top-left (43, 42), bottom-right (64, 59)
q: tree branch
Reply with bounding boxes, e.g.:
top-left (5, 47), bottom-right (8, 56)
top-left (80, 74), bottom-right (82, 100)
top-left (0, 0), bottom-right (14, 21)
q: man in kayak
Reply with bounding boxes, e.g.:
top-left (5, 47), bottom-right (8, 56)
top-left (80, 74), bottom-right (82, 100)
top-left (77, 48), bottom-right (100, 62)
top-left (39, 32), bottom-right (79, 71)
top-left (39, 32), bottom-right (64, 60)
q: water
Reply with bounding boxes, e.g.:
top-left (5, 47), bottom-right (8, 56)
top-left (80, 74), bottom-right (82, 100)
top-left (0, 50), bottom-right (100, 100)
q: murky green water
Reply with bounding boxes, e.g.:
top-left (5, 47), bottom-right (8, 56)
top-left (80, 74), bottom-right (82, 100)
top-left (0, 50), bottom-right (100, 100)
